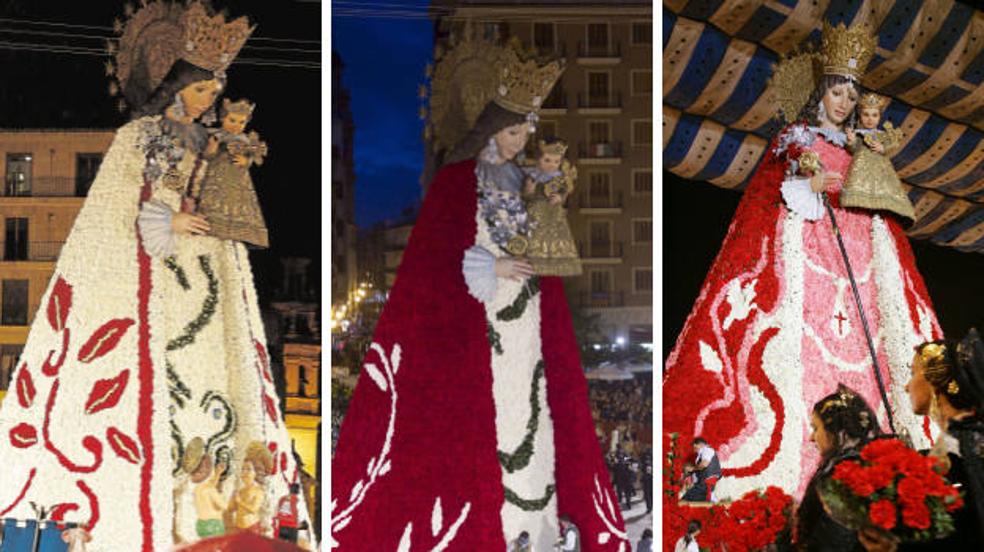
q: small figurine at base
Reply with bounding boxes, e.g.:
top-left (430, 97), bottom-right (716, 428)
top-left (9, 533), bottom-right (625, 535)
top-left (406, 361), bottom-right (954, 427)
top-left (842, 92), bottom-right (915, 225)
top-left (521, 138), bottom-right (582, 276)
top-left (197, 98), bottom-right (270, 247)
top-left (273, 483), bottom-right (309, 545)
top-left (226, 441), bottom-right (274, 535)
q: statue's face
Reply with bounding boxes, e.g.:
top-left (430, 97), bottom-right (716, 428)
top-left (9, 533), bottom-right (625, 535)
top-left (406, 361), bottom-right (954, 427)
top-left (190, 454), bottom-right (213, 484)
top-left (820, 82), bottom-right (858, 127)
top-left (538, 152), bottom-right (563, 173)
top-left (859, 107), bottom-right (881, 130)
top-left (179, 79), bottom-right (222, 120)
top-left (493, 122), bottom-right (532, 161)
top-left (223, 112), bottom-right (249, 134)
top-left (240, 460), bottom-right (256, 485)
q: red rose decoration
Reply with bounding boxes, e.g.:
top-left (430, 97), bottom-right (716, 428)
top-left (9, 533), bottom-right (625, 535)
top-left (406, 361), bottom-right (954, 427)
top-left (9, 423), bottom-right (38, 448)
top-left (869, 500), bottom-right (897, 530)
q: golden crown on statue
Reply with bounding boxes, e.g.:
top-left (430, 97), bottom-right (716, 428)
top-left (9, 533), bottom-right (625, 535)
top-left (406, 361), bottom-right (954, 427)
top-left (492, 41), bottom-right (565, 115)
top-left (180, 2), bottom-right (254, 74)
top-left (858, 92), bottom-right (889, 111)
top-left (538, 139), bottom-right (568, 156)
top-left (821, 21), bottom-right (876, 81)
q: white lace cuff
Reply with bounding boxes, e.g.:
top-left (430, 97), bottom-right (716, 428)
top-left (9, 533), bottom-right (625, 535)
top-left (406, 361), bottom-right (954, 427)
top-left (137, 199), bottom-right (176, 258)
top-left (462, 245), bottom-right (497, 303)
top-left (780, 177), bottom-right (824, 221)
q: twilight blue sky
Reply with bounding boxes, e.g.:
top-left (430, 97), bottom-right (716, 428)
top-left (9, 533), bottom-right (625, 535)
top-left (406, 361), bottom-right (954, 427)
top-left (332, 1), bottom-right (434, 228)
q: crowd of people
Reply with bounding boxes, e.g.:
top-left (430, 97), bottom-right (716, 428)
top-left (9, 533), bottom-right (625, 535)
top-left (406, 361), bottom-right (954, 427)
top-left (588, 376), bottom-right (653, 424)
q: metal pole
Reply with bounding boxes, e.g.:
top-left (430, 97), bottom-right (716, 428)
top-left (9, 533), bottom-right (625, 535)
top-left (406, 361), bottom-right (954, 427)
top-left (822, 194), bottom-right (897, 435)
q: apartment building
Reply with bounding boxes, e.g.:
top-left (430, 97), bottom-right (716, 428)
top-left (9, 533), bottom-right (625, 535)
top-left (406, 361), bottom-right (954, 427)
top-left (0, 129), bottom-right (113, 400)
top-left (332, 51), bottom-right (359, 310)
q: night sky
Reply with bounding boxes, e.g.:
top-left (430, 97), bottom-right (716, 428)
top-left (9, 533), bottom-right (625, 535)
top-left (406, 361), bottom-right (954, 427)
top-left (0, 0), bottom-right (320, 301)
top-left (663, 170), bottom-right (984, 361)
top-left (331, 0), bottom-right (433, 228)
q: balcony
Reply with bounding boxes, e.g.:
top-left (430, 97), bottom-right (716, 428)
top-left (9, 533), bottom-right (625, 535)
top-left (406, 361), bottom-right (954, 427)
top-left (578, 241), bottom-right (624, 264)
top-left (1, 241), bottom-right (64, 262)
top-left (577, 141), bottom-right (623, 165)
top-left (577, 41), bottom-right (622, 64)
top-left (579, 191), bottom-right (624, 213)
top-left (579, 291), bottom-right (625, 308)
top-left (577, 92), bottom-right (623, 116)
top-left (3, 177), bottom-right (86, 198)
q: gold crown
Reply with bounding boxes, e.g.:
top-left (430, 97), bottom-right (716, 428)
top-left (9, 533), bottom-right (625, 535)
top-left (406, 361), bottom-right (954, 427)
top-left (223, 98), bottom-right (256, 117)
top-left (493, 40), bottom-right (564, 115)
top-left (538, 139), bottom-right (568, 156)
top-left (180, 2), bottom-right (253, 74)
top-left (821, 21), bottom-right (876, 80)
top-left (859, 92), bottom-right (889, 111)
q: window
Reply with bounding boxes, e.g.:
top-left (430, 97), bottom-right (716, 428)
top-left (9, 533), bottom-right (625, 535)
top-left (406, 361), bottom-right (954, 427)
top-left (533, 22), bottom-right (555, 52)
top-left (0, 345), bottom-right (22, 390)
top-left (587, 23), bottom-right (609, 50)
top-left (634, 268), bottom-right (653, 293)
top-left (75, 153), bottom-right (102, 197)
top-left (587, 72), bottom-right (611, 104)
top-left (587, 171), bottom-right (611, 206)
top-left (4, 218), bottom-right (28, 261)
top-left (632, 120), bottom-right (653, 146)
top-left (4, 153), bottom-right (32, 197)
top-left (588, 221), bottom-right (612, 257)
top-left (2, 280), bottom-right (28, 326)
top-left (590, 270), bottom-right (612, 294)
top-left (587, 120), bottom-right (611, 145)
top-left (483, 22), bottom-right (501, 41)
top-left (631, 70), bottom-right (653, 96)
top-left (632, 22), bottom-right (652, 45)
top-left (633, 170), bottom-right (653, 195)
top-left (633, 219), bottom-right (652, 244)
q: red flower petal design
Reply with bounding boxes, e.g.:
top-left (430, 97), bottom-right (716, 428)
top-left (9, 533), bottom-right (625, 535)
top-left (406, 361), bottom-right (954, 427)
top-left (47, 276), bottom-right (73, 332)
top-left (106, 427), bottom-right (142, 464)
top-left (262, 393), bottom-right (279, 426)
top-left (280, 451), bottom-right (288, 474)
top-left (255, 340), bottom-right (273, 383)
top-left (15, 364), bottom-right (35, 408)
top-left (50, 502), bottom-right (80, 523)
top-left (9, 423), bottom-right (38, 448)
top-left (78, 319), bottom-right (134, 364)
top-left (42, 329), bottom-right (71, 377)
top-left (84, 370), bottom-right (130, 415)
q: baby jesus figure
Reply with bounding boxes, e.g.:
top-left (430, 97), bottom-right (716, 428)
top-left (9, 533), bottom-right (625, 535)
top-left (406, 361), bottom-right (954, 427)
top-left (521, 138), bottom-right (582, 276)
top-left (841, 92), bottom-right (915, 224)
top-left (195, 98), bottom-right (270, 248)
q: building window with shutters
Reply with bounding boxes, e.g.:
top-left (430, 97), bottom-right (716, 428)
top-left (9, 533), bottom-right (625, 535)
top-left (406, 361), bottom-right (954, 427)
top-left (632, 119), bottom-right (653, 146)
top-left (631, 69), bottom-right (653, 96)
top-left (4, 218), bottom-right (28, 261)
top-left (4, 153), bottom-right (32, 197)
top-left (0, 344), bottom-right (23, 390)
top-left (2, 280), bottom-right (28, 326)
top-left (632, 218), bottom-right (652, 244)
top-left (631, 21), bottom-right (652, 45)
top-left (533, 22), bottom-right (556, 52)
top-left (632, 170), bottom-right (653, 196)
top-left (633, 268), bottom-right (653, 293)
top-left (76, 153), bottom-right (103, 197)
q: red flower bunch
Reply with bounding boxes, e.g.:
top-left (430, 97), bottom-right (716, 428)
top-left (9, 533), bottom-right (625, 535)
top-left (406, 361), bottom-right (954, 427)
top-left (663, 432), bottom-right (687, 499)
top-left (821, 438), bottom-right (963, 541)
top-left (663, 486), bottom-right (794, 552)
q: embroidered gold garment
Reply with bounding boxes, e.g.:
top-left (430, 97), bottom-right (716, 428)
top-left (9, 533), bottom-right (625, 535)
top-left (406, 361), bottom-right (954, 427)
top-left (523, 173), bottom-right (581, 276)
top-left (841, 125), bottom-right (915, 224)
top-left (197, 136), bottom-right (269, 248)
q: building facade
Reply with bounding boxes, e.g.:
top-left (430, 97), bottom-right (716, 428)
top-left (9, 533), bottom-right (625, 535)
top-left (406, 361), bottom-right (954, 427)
top-left (428, 1), bottom-right (653, 348)
top-left (332, 51), bottom-right (359, 310)
top-left (0, 129), bottom-right (113, 401)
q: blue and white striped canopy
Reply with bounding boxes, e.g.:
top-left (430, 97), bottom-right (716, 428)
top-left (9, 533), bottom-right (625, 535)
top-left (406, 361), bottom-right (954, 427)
top-left (663, 0), bottom-right (984, 253)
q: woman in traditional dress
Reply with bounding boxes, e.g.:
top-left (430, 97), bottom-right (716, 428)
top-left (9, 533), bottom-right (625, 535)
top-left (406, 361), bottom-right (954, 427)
top-left (858, 329), bottom-right (984, 552)
top-left (0, 3), bottom-right (311, 550)
top-left (663, 21), bottom-right (942, 501)
top-left (330, 46), bottom-right (628, 551)
top-left (796, 385), bottom-right (880, 552)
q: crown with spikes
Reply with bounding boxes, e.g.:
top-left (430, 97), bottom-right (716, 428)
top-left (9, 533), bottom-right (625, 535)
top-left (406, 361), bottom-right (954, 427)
top-left (538, 139), bottom-right (568, 156)
top-left (180, 2), bottom-right (253, 75)
top-left (821, 21), bottom-right (876, 81)
top-left (859, 92), bottom-right (889, 111)
top-left (493, 39), bottom-right (564, 117)
top-left (107, 1), bottom-right (252, 113)
top-left (222, 98), bottom-right (256, 117)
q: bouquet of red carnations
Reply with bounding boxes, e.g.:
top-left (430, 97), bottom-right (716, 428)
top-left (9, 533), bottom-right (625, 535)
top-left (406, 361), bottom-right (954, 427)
top-left (663, 486), bottom-right (794, 552)
top-left (819, 437), bottom-right (963, 542)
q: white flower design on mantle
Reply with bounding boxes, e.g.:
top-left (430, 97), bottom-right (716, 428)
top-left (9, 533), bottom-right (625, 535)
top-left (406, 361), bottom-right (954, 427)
top-left (330, 342), bottom-right (403, 548)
